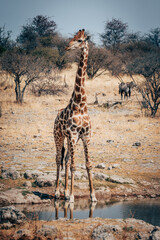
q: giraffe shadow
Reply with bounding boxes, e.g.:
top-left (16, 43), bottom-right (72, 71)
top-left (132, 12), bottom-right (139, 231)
top-left (32, 191), bottom-right (55, 200)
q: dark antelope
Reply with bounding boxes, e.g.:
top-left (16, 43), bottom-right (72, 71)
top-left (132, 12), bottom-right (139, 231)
top-left (119, 81), bottom-right (136, 100)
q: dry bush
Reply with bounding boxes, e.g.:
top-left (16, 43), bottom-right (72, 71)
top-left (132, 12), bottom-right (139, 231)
top-left (1, 49), bottom-right (52, 103)
top-left (0, 71), bottom-right (14, 89)
top-left (31, 71), bottom-right (66, 96)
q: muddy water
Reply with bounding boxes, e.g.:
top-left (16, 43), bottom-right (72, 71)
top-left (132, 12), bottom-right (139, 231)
top-left (20, 199), bottom-right (160, 226)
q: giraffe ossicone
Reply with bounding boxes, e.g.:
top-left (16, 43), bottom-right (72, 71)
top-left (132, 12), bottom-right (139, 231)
top-left (54, 29), bottom-right (97, 203)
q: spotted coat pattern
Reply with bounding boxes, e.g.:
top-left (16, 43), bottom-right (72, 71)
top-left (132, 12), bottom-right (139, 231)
top-left (53, 29), bottom-right (97, 203)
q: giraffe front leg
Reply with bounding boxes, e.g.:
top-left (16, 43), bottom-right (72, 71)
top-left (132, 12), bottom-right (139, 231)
top-left (70, 167), bottom-right (75, 203)
top-left (55, 163), bottom-right (60, 199)
top-left (64, 162), bottom-right (70, 200)
top-left (64, 148), bottom-right (70, 200)
top-left (70, 144), bottom-right (76, 203)
top-left (55, 148), bottom-right (63, 199)
top-left (87, 170), bottom-right (97, 202)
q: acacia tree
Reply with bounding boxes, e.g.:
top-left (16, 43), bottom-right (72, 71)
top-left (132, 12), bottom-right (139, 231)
top-left (17, 15), bottom-right (57, 52)
top-left (127, 52), bottom-right (160, 117)
top-left (100, 18), bottom-right (128, 50)
top-left (0, 49), bottom-right (51, 103)
top-left (0, 26), bottom-right (12, 54)
top-left (17, 15), bottom-right (68, 69)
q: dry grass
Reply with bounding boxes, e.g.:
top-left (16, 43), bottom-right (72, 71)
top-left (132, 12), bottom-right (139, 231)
top-left (0, 64), bottom-right (160, 240)
top-left (0, 65), bottom-right (160, 194)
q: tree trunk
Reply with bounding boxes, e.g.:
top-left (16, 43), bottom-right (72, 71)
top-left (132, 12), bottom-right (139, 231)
top-left (151, 104), bottom-right (158, 117)
top-left (14, 75), bottom-right (23, 103)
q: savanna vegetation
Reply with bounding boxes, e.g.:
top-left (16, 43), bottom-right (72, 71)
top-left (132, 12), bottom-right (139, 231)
top-left (0, 15), bottom-right (160, 116)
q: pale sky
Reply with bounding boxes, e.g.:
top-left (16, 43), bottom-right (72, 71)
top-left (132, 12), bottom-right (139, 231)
top-left (0, 0), bottom-right (160, 45)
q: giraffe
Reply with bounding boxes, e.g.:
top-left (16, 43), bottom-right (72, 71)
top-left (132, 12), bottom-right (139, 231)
top-left (54, 29), bottom-right (97, 203)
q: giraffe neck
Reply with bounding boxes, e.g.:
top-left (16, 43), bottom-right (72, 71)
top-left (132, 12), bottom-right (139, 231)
top-left (70, 45), bottom-right (89, 112)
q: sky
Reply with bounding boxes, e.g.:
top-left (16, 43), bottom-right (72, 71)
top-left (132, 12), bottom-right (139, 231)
top-left (0, 0), bottom-right (160, 45)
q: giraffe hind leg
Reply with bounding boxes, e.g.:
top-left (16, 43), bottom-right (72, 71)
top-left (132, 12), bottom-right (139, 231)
top-left (54, 133), bottom-right (65, 199)
top-left (69, 138), bottom-right (77, 203)
top-left (82, 137), bottom-right (97, 202)
top-left (61, 145), bottom-right (65, 170)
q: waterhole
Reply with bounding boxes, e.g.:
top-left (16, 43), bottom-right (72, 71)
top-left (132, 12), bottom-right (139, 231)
top-left (19, 199), bottom-right (160, 226)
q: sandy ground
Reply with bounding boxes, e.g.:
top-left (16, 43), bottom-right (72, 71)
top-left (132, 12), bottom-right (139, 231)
top-left (0, 64), bottom-right (160, 238)
top-left (0, 64), bottom-right (159, 184)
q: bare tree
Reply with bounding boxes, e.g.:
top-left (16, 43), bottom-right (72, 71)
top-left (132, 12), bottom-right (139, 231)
top-left (87, 44), bottom-right (111, 79)
top-left (127, 52), bottom-right (160, 117)
top-left (145, 27), bottom-right (160, 48)
top-left (31, 70), bottom-right (65, 96)
top-left (0, 49), bottom-right (51, 103)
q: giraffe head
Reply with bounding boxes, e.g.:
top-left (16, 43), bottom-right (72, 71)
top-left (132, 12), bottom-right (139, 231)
top-left (66, 29), bottom-right (90, 51)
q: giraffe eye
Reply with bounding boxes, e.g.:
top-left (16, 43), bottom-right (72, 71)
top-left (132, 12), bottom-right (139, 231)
top-left (78, 40), bottom-right (82, 43)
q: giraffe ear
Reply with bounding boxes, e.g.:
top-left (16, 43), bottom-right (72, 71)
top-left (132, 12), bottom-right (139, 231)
top-left (85, 35), bottom-right (90, 41)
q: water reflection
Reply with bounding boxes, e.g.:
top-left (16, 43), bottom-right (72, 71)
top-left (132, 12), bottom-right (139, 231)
top-left (19, 199), bottom-right (160, 226)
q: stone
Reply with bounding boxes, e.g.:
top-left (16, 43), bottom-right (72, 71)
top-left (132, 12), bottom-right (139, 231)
top-left (108, 175), bottom-right (135, 184)
top-left (82, 172), bottom-right (88, 180)
top-left (92, 224), bottom-right (121, 240)
top-left (112, 164), bottom-right (120, 168)
top-left (123, 159), bottom-right (133, 162)
top-left (125, 218), bottom-right (153, 232)
top-left (132, 142), bottom-right (141, 147)
top-left (151, 194), bottom-right (156, 198)
top-left (37, 224), bottom-right (58, 238)
top-left (106, 140), bottom-right (114, 143)
top-left (24, 170), bottom-right (43, 179)
top-left (74, 171), bottom-right (84, 180)
top-left (61, 170), bottom-right (85, 180)
top-left (13, 229), bottom-right (32, 240)
top-left (0, 189), bottom-right (50, 205)
top-left (0, 222), bottom-right (13, 229)
top-left (74, 182), bottom-right (88, 189)
top-left (150, 227), bottom-right (160, 240)
top-left (108, 166), bottom-right (113, 170)
top-left (77, 163), bottom-right (86, 170)
top-left (96, 186), bottom-right (110, 193)
top-left (94, 172), bottom-right (109, 181)
top-left (1, 167), bottom-right (20, 180)
top-left (0, 206), bottom-right (26, 224)
top-left (0, 183), bottom-right (5, 190)
top-left (23, 181), bottom-right (32, 187)
top-left (35, 175), bottom-right (56, 187)
top-left (95, 163), bottom-right (106, 169)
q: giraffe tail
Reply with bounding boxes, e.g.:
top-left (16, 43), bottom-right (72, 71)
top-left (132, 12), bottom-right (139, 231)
top-left (61, 145), bottom-right (65, 170)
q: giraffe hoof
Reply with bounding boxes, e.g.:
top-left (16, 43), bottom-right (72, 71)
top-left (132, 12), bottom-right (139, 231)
top-left (64, 190), bottom-right (70, 200)
top-left (91, 193), bottom-right (97, 202)
top-left (55, 190), bottom-right (60, 199)
top-left (69, 194), bottom-right (74, 203)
